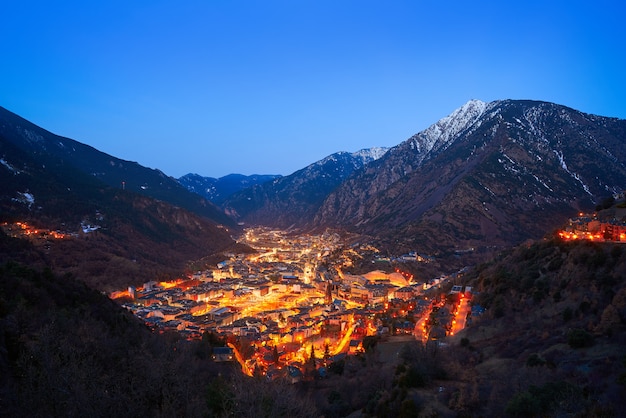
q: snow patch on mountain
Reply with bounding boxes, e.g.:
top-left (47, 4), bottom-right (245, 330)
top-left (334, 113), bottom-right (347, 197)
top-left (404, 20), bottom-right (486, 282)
top-left (533, 174), bottom-right (553, 192)
top-left (554, 150), bottom-right (568, 172)
top-left (19, 127), bottom-right (45, 145)
top-left (553, 150), bottom-right (592, 196)
top-left (13, 191), bottom-right (35, 209)
top-left (316, 147), bottom-right (388, 168)
top-left (0, 158), bottom-right (20, 174)
top-left (351, 147), bottom-right (389, 162)
top-left (522, 107), bottom-right (555, 146)
top-left (81, 221), bottom-right (101, 234)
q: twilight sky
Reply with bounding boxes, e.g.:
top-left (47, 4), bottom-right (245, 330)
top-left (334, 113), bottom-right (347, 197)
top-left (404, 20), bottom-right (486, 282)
top-left (2, 1), bottom-right (625, 178)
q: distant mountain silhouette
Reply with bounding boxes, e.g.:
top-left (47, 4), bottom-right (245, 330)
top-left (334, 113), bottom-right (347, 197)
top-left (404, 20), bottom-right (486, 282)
top-left (222, 147), bottom-right (388, 228)
top-left (178, 173), bottom-right (281, 204)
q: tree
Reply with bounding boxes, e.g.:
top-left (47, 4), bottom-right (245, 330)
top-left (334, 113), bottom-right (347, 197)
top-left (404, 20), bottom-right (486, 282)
top-left (309, 344), bottom-right (317, 369)
top-left (323, 342), bottom-right (331, 361)
top-left (237, 336), bottom-right (255, 360)
top-left (272, 345), bottom-right (280, 365)
top-left (596, 304), bottom-right (620, 336)
top-left (362, 335), bottom-right (378, 352)
top-left (567, 328), bottom-right (594, 348)
top-left (305, 345), bottom-right (317, 380)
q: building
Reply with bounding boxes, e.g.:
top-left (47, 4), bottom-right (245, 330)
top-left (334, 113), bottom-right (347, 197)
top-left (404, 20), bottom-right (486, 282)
top-left (212, 346), bottom-right (234, 362)
top-left (395, 286), bottom-right (415, 301)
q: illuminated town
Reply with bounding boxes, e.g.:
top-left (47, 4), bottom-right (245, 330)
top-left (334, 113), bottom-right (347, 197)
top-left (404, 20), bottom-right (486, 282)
top-left (13, 208), bottom-right (626, 381)
top-left (110, 227), bottom-right (473, 379)
top-left (1, 221), bottom-right (70, 240)
top-left (557, 212), bottom-right (626, 242)
top-left (1, 220), bottom-right (474, 378)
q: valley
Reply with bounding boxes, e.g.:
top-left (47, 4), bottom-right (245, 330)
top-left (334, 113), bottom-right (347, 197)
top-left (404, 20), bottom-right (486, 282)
top-left (2, 98), bottom-right (626, 416)
top-left (110, 227), bottom-right (469, 379)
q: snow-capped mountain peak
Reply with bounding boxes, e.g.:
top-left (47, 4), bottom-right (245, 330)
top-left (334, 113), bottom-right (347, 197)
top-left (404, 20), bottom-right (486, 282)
top-left (411, 99), bottom-right (489, 155)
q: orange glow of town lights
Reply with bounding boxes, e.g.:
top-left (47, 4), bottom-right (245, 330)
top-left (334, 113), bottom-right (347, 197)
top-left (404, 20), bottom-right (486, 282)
top-left (159, 281), bottom-right (179, 289)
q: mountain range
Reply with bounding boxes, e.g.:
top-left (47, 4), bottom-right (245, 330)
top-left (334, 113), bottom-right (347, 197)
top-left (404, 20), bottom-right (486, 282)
top-left (2, 99), bottom-right (626, 416)
top-left (321, 99), bottom-right (626, 257)
top-left (213, 99), bottom-right (626, 268)
top-left (2, 99), bottom-right (626, 288)
top-left (177, 173), bottom-right (282, 205)
top-left (221, 147), bottom-right (389, 228)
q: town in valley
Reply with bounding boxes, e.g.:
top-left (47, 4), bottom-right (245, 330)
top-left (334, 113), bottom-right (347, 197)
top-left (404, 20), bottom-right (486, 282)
top-left (108, 226), bottom-right (474, 380)
top-left (5, 207), bottom-right (626, 381)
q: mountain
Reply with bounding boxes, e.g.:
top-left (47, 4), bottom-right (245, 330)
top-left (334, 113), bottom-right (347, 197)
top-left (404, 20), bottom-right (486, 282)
top-left (0, 106), bottom-right (245, 290)
top-left (314, 99), bottom-right (626, 264)
top-left (222, 147), bottom-right (388, 228)
top-left (0, 106), bottom-right (234, 227)
top-left (178, 173), bottom-right (281, 204)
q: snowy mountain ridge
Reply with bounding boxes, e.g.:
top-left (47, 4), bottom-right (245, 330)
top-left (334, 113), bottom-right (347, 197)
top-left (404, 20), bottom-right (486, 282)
top-left (313, 99), bottom-right (626, 270)
top-left (314, 147), bottom-right (389, 168)
top-left (408, 99), bottom-right (489, 158)
top-left (351, 146), bottom-right (389, 162)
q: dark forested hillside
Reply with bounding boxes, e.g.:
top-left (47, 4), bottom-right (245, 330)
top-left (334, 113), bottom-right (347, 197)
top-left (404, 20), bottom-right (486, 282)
top-left (0, 262), bottom-right (320, 417)
top-left (456, 237), bottom-right (626, 416)
top-left (178, 173), bottom-right (281, 204)
top-left (0, 106), bottom-right (247, 291)
top-left (0, 262), bottom-right (220, 416)
top-left (0, 105), bottom-right (234, 226)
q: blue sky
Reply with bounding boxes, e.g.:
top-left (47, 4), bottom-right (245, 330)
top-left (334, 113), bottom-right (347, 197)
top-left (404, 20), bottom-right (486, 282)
top-left (2, 1), bottom-right (625, 178)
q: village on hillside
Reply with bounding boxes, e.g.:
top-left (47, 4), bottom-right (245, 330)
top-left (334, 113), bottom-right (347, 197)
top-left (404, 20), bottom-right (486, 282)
top-left (558, 208), bottom-right (626, 242)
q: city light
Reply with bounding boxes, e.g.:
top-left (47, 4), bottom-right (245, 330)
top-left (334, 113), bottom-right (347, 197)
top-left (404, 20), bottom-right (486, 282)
top-left (109, 227), bottom-right (470, 378)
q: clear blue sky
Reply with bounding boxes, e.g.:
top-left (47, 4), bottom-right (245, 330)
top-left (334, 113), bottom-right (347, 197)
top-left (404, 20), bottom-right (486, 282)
top-left (2, 1), bottom-right (625, 178)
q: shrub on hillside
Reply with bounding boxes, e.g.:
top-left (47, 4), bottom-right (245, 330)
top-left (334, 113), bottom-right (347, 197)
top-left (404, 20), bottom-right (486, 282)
top-left (567, 328), bottom-right (594, 348)
top-left (506, 381), bottom-right (581, 417)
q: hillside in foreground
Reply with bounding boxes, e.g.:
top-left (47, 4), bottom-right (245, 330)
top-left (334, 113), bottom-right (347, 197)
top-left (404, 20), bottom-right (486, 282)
top-left (0, 261), bottom-right (218, 416)
top-left (2, 232), bottom-right (626, 416)
top-left (456, 237), bottom-right (626, 416)
top-left (0, 261), bottom-right (320, 417)
top-left (286, 237), bottom-right (626, 417)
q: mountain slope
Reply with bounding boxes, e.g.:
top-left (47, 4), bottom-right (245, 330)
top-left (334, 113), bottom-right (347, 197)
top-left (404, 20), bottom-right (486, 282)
top-left (178, 173), bottom-right (281, 204)
top-left (315, 100), bottom-right (626, 262)
top-left (222, 147), bottom-right (388, 228)
top-left (0, 106), bottom-right (234, 227)
top-left (0, 262), bottom-right (231, 416)
top-left (457, 236), bottom-right (626, 416)
top-left (0, 107), bottom-right (244, 290)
